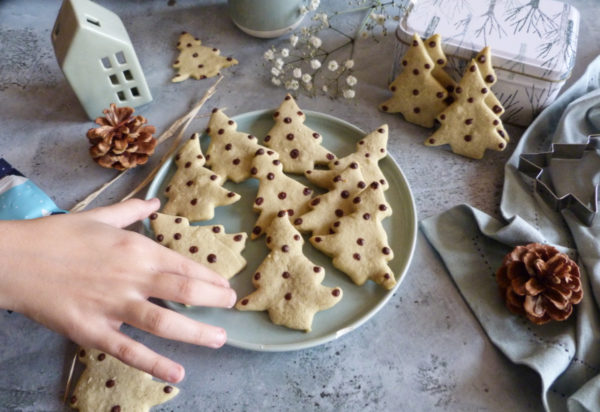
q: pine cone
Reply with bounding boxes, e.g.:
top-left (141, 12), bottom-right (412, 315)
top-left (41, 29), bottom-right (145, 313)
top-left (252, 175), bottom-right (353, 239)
top-left (86, 104), bottom-right (157, 171)
top-left (496, 243), bottom-right (583, 325)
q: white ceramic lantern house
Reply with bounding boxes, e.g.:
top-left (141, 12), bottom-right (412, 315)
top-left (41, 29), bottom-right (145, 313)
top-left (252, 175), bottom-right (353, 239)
top-left (51, 0), bottom-right (152, 120)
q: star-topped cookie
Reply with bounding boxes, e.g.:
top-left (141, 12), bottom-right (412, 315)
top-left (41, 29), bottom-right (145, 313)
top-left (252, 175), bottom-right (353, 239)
top-left (294, 165), bottom-right (367, 235)
top-left (424, 60), bottom-right (507, 159)
top-left (205, 108), bottom-right (272, 183)
top-left (172, 32), bottom-right (238, 82)
top-left (250, 149), bottom-right (313, 239)
top-left (263, 94), bottom-right (335, 174)
top-left (310, 182), bottom-right (396, 290)
top-left (236, 210), bottom-right (343, 332)
top-left (162, 133), bottom-right (240, 221)
top-left (69, 348), bottom-right (179, 412)
top-left (150, 212), bottom-right (247, 280)
top-left (304, 125), bottom-right (389, 191)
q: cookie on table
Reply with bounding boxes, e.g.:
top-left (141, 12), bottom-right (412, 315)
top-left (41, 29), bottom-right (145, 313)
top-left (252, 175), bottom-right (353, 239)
top-left (304, 124), bottom-right (389, 191)
top-left (424, 60), bottom-right (507, 159)
top-left (474, 47), bottom-right (509, 141)
top-left (172, 32), bottom-right (237, 82)
top-left (294, 165), bottom-right (366, 235)
top-left (424, 34), bottom-right (457, 99)
top-left (236, 210), bottom-right (343, 332)
top-left (263, 94), bottom-right (336, 174)
top-left (69, 348), bottom-right (178, 412)
top-left (250, 149), bottom-right (313, 239)
top-left (150, 212), bottom-right (247, 280)
top-left (205, 108), bottom-right (272, 183)
top-left (379, 34), bottom-right (448, 128)
top-left (310, 182), bottom-right (396, 290)
top-left (162, 133), bottom-right (240, 221)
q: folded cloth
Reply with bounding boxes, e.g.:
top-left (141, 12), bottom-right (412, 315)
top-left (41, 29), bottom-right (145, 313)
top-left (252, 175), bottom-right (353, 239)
top-left (0, 158), bottom-right (64, 220)
top-left (421, 55), bottom-right (600, 412)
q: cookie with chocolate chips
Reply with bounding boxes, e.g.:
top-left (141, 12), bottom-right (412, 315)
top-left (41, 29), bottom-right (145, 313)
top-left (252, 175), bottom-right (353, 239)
top-left (309, 182), bottom-right (396, 290)
top-left (69, 348), bottom-right (179, 412)
top-left (236, 211), bottom-right (343, 332)
top-left (162, 133), bottom-right (241, 221)
top-left (263, 94), bottom-right (335, 174)
top-left (250, 149), bottom-right (313, 239)
top-left (304, 124), bottom-right (390, 191)
top-left (150, 212), bottom-right (247, 280)
top-left (295, 164), bottom-right (366, 235)
top-left (205, 108), bottom-right (273, 183)
top-left (172, 32), bottom-right (237, 82)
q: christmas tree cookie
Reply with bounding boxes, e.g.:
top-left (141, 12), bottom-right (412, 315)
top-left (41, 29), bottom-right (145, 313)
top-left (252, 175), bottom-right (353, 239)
top-left (150, 213), bottom-right (247, 280)
top-left (304, 125), bottom-right (389, 191)
top-left (236, 211), bottom-right (343, 332)
top-left (310, 182), bottom-right (396, 290)
top-left (424, 34), bottom-right (457, 99)
top-left (294, 165), bottom-right (367, 235)
top-left (379, 34), bottom-right (448, 128)
top-left (162, 134), bottom-right (240, 221)
top-left (263, 94), bottom-right (336, 174)
top-left (250, 149), bottom-right (313, 239)
top-left (172, 32), bottom-right (238, 82)
top-left (425, 60), bottom-right (507, 159)
top-left (69, 348), bottom-right (179, 412)
top-left (205, 108), bottom-right (271, 183)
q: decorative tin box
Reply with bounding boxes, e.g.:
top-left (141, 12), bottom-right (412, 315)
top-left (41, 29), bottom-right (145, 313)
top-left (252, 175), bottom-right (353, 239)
top-left (51, 0), bottom-right (152, 120)
top-left (395, 0), bottom-right (579, 126)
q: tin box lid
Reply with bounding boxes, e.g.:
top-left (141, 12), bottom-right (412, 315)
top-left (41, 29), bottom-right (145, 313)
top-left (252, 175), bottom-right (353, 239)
top-left (397, 0), bottom-right (580, 82)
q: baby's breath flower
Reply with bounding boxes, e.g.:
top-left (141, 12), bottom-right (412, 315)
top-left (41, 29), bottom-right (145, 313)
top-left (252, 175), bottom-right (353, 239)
top-left (309, 36), bottom-right (322, 49)
top-left (305, 82), bottom-right (313, 91)
top-left (346, 75), bottom-right (357, 86)
top-left (327, 60), bottom-right (339, 71)
top-left (301, 27), bottom-right (310, 36)
top-left (322, 85), bottom-right (328, 93)
top-left (343, 89), bottom-right (355, 99)
top-left (290, 34), bottom-right (299, 48)
top-left (308, 0), bottom-right (320, 11)
top-left (293, 67), bottom-right (302, 79)
top-left (310, 59), bottom-right (322, 70)
top-left (275, 58), bottom-right (284, 70)
top-left (344, 59), bottom-right (355, 69)
top-left (285, 79), bottom-right (300, 91)
top-left (299, 5), bottom-right (308, 15)
top-left (301, 73), bottom-right (312, 83)
top-left (264, 49), bottom-right (275, 61)
top-left (272, 77), bottom-right (281, 86)
top-left (271, 67), bottom-right (281, 77)
top-left (281, 48), bottom-right (290, 58)
top-left (371, 13), bottom-right (386, 26)
top-left (314, 12), bottom-right (329, 27)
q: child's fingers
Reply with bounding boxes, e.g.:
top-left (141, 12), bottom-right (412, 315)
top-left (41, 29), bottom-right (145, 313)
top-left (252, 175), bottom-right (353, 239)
top-left (147, 272), bottom-right (236, 308)
top-left (95, 329), bottom-right (186, 383)
top-left (80, 198), bottom-right (160, 228)
top-left (122, 301), bottom-right (227, 349)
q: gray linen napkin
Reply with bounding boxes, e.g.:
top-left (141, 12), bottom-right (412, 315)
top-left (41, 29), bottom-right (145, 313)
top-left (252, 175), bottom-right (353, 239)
top-left (420, 55), bottom-right (600, 412)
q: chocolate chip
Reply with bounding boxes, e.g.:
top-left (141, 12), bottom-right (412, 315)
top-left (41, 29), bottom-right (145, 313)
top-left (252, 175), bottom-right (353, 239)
top-left (311, 198), bottom-right (321, 206)
top-left (455, 87), bottom-right (462, 94)
top-left (335, 209), bottom-right (344, 217)
top-left (467, 97), bottom-right (474, 103)
top-left (264, 135), bottom-right (271, 142)
top-left (437, 58), bottom-right (444, 65)
top-left (402, 60), bottom-right (407, 66)
top-left (164, 386), bottom-right (174, 394)
top-left (429, 138), bottom-right (436, 144)
top-left (499, 142), bottom-right (505, 149)
top-left (313, 132), bottom-right (320, 139)
top-left (436, 92), bottom-right (444, 98)
top-left (363, 213), bottom-right (371, 220)
top-left (185, 161), bottom-right (192, 168)
top-left (493, 105), bottom-right (502, 113)
top-left (412, 89), bottom-right (419, 96)
top-left (290, 149), bottom-right (300, 159)
top-left (175, 218), bottom-right (182, 223)
top-left (234, 234), bottom-right (243, 242)
top-left (228, 120), bottom-right (234, 125)
top-left (464, 135), bottom-right (472, 142)
top-left (333, 221), bottom-right (340, 227)
top-left (469, 65), bottom-right (476, 72)
top-left (251, 167), bottom-right (258, 175)
top-left (174, 233), bottom-right (182, 240)
top-left (156, 234), bottom-right (164, 242)
top-left (412, 69), bottom-right (419, 75)
top-left (341, 190), bottom-right (350, 199)
top-left (189, 246), bottom-right (198, 253)
top-left (225, 143), bottom-right (232, 150)
top-left (241, 299), bottom-right (249, 305)
top-left (282, 245), bottom-right (289, 252)
top-left (150, 213), bottom-right (158, 220)
top-left (285, 95), bottom-right (291, 100)
top-left (493, 119), bottom-right (499, 125)
top-left (277, 210), bottom-right (286, 217)
top-left (212, 226), bottom-right (221, 233)
top-left (207, 254), bottom-right (217, 263)
top-left (210, 174), bottom-right (218, 181)
top-left (70, 396), bottom-right (77, 404)
top-left (273, 111), bottom-right (279, 118)
top-left (481, 88), bottom-right (488, 94)
top-left (294, 234), bottom-right (300, 241)
top-left (413, 107), bottom-right (421, 113)
top-left (384, 273), bottom-right (391, 280)
top-left (424, 63), bottom-right (431, 69)
top-left (498, 130), bottom-right (505, 138)
top-left (218, 129), bottom-right (224, 135)
top-left (485, 75), bottom-right (495, 83)
top-left (314, 236), bottom-right (322, 243)
top-left (248, 135), bottom-right (255, 139)
top-left (297, 111), bottom-right (303, 116)
top-left (285, 293), bottom-right (292, 300)
top-left (382, 247), bottom-right (391, 255)
top-left (478, 55), bottom-right (486, 63)
top-left (282, 271), bottom-right (290, 279)
top-left (358, 181), bottom-right (366, 189)
top-left (370, 182), bottom-right (379, 189)
top-left (278, 192), bottom-right (287, 200)
top-left (266, 236), bottom-right (272, 243)
top-left (190, 198), bottom-right (198, 205)
top-left (465, 118), bottom-right (473, 125)
top-left (428, 40), bottom-right (436, 47)
top-left (440, 114), bottom-right (446, 120)
top-left (286, 133), bottom-right (294, 140)
top-left (111, 406), bottom-right (121, 412)
top-left (254, 272), bottom-right (261, 280)
top-left (380, 179), bottom-right (386, 185)
top-left (256, 148), bottom-right (265, 155)
top-left (294, 218), bottom-right (303, 225)
top-left (353, 196), bottom-right (361, 204)
top-left (350, 162), bottom-right (358, 169)
top-left (165, 185), bottom-right (171, 193)
top-left (412, 40), bottom-right (418, 46)
top-left (303, 188), bottom-right (312, 196)
top-left (332, 288), bottom-right (341, 297)
top-left (96, 353), bottom-right (105, 361)
top-left (357, 238), bottom-right (364, 245)
top-left (353, 253), bottom-right (361, 260)
top-left (255, 197), bottom-right (264, 205)
top-left (233, 158), bottom-right (240, 165)
top-left (284, 117), bottom-right (292, 124)
top-left (267, 172), bottom-right (275, 180)
top-left (273, 159), bottom-right (280, 165)
top-left (106, 379), bottom-right (115, 388)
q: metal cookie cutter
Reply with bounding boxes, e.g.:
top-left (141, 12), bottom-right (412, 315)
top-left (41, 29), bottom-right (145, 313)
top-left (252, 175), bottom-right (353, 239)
top-left (518, 135), bottom-right (600, 226)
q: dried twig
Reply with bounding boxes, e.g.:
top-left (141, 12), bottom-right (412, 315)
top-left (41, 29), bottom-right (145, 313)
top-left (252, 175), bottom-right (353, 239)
top-left (62, 351), bottom-right (78, 404)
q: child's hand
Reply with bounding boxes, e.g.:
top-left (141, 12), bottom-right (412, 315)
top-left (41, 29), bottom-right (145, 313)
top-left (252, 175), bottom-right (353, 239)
top-left (0, 198), bottom-right (236, 383)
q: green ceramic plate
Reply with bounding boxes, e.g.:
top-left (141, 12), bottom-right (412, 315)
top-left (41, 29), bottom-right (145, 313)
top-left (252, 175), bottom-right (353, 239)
top-left (145, 109), bottom-right (417, 351)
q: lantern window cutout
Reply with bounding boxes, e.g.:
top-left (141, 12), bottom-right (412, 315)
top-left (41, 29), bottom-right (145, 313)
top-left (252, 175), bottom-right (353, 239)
top-left (51, 0), bottom-right (152, 120)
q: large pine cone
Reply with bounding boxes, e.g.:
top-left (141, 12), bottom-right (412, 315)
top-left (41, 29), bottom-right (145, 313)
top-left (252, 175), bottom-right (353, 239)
top-left (496, 243), bottom-right (583, 325)
top-left (86, 104), bottom-right (157, 171)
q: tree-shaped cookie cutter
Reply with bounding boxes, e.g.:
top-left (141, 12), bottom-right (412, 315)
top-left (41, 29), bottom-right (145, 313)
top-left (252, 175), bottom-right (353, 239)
top-left (518, 135), bottom-right (600, 226)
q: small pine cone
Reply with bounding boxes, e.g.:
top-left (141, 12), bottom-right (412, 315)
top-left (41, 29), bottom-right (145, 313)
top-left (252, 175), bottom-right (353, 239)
top-left (86, 103), bottom-right (157, 171)
top-left (496, 243), bottom-right (583, 325)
